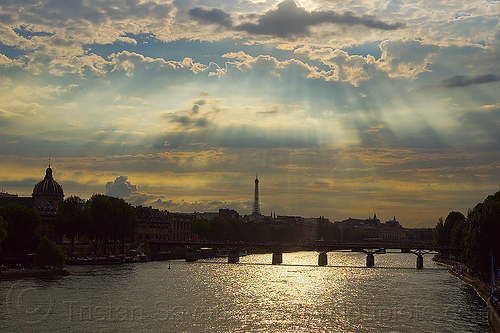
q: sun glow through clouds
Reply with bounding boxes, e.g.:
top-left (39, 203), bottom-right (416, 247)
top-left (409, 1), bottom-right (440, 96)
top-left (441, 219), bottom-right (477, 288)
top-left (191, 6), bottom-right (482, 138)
top-left (0, 0), bottom-right (499, 226)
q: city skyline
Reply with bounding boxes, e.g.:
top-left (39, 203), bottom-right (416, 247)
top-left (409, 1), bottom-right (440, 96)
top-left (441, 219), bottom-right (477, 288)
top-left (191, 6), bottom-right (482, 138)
top-left (0, 163), bottom-right (486, 228)
top-left (1, 1), bottom-right (499, 227)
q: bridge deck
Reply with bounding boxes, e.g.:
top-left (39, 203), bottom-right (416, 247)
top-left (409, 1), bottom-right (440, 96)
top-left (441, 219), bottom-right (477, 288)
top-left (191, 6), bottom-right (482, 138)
top-left (153, 240), bottom-right (459, 252)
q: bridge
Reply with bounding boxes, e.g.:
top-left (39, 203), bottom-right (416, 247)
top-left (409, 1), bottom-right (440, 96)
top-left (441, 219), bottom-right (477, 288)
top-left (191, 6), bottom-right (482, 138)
top-left (311, 241), bottom-right (459, 268)
top-left (155, 240), bottom-right (460, 269)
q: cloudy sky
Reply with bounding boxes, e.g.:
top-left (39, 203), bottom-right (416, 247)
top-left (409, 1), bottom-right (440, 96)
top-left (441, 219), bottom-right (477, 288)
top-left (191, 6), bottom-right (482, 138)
top-left (1, 0), bottom-right (499, 227)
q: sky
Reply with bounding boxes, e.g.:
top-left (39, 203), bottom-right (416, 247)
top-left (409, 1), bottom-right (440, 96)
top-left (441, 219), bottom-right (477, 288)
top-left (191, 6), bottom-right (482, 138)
top-left (1, 0), bottom-right (499, 227)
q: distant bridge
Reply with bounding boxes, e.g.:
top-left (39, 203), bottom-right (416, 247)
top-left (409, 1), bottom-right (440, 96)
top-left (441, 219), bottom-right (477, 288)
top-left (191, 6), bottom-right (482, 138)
top-left (148, 240), bottom-right (459, 269)
top-left (309, 241), bottom-right (459, 268)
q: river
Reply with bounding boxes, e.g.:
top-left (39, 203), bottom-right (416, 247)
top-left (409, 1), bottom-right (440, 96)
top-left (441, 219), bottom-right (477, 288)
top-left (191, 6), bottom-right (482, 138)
top-left (0, 251), bottom-right (491, 332)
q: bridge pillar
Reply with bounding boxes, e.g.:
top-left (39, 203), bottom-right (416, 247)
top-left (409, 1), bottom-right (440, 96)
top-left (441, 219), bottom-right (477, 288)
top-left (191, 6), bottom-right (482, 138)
top-left (272, 251), bottom-right (283, 265)
top-left (416, 254), bottom-right (424, 269)
top-left (318, 252), bottom-right (328, 266)
top-left (228, 249), bottom-right (240, 263)
top-left (366, 253), bottom-right (375, 268)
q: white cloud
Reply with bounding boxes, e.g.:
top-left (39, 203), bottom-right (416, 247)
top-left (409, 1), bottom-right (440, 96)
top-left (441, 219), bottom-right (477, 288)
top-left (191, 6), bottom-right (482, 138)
top-left (105, 175), bottom-right (139, 198)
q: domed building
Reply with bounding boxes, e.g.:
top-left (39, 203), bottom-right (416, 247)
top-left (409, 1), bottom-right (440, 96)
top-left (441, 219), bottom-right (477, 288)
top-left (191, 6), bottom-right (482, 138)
top-left (31, 165), bottom-right (65, 239)
top-left (0, 165), bottom-right (65, 240)
top-left (32, 165), bottom-right (64, 216)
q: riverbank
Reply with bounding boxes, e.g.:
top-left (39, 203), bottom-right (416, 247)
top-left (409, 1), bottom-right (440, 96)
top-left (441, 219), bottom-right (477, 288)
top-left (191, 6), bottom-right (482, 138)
top-left (432, 256), bottom-right (490, 300)
top-left (0, 268), bottom-right (70, 280)
top-left (433, 256), bottom-right (499, 333)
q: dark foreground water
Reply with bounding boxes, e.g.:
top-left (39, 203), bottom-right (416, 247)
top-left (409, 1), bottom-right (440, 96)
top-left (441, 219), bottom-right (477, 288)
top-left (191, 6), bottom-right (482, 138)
top-left (0, 251), bottom-right (490, 332)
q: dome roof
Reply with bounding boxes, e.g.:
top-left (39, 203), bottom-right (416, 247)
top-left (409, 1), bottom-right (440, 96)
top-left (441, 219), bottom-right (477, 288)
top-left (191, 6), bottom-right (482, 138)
top-left (32, 167), bottom-right (64, 197)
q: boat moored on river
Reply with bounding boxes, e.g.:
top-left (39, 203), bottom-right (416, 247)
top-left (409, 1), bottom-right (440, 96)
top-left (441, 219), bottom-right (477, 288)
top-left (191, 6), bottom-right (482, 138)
top-left (66, 256), bottom-right (125, 265)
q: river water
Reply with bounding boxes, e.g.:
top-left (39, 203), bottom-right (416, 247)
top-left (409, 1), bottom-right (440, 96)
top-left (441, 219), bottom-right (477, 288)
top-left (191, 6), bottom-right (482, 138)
top-left (0, 251), bottom-right (491, 332)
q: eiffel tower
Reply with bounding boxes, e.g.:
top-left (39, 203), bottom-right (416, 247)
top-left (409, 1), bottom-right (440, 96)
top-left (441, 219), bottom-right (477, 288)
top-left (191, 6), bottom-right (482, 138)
top-left (252, 174), bottom-right (261, 215)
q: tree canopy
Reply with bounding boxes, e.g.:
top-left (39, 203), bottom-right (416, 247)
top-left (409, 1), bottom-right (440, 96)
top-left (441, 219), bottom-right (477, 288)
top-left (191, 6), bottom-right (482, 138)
top-left (316, 216), bottom-right (341, 241)
top-left (55, 195), bottom-right (87, 252)
top-left (0, 215), bottom-right (7, 248)
top-left (0, 202), bottom-right (41, 254)
top-left (462, 191), bottom-right (500, 276)
top-left (35, 236), bottom-right (65, 268)
top-left (434, 190), bottom-right (500, 277)
top-left (192, 217), bottom-right (311, 243)
top-left (433, 211), bottom-right (465, 247)
top-left (84, 194), bottom-right (137, 254)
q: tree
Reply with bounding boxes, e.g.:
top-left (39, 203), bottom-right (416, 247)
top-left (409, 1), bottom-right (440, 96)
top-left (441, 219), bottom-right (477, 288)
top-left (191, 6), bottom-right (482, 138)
top-left (109, 196), bottom-right (137, 253)
top-left (243, 221), bottom-right (271, 243)
top-left (56, 196), bottom-right (87, 253)
top-left (0, 216), bottom-right (7, 249)
top-left (86, 194), bottom-right (113, 254)
top-left (445, 211), bottom-right (465, 247)
top-left (35, 236), bottom-right (65, 268)
top-left (255, 222), bottom-right (271, 243)
top-left (434, 212), bottom-right (466, 247)
top-left (433, 217), bottom-right (445, 246)
top-left (317, 217), bottom-right (341, 241)
top-left (462, 191), bottom-right (500, 277)
top-left (84, 194), bottom-right (136, 254)
top-left (343, 228), bottom-right (365, 242)
top-left (227, 218), bottom-right (245, 241)
top-left (191, 219), bottom-right (211, 240)
top-left (209, 217), bottom-right (229, 241)
top-left (271, 223), bottom-right (300, 243)
top-left (0, 202), bottom-right (41, 255)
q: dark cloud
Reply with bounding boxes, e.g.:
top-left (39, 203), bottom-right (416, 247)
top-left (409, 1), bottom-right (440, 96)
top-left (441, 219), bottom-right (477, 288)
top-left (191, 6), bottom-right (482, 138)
top-left (257, 110), bottom-right (279, 115)
top-left (191, 104), bottom-right (201, 114)
top-left (439, 74), bottom-right (500, 88)
top-left (105, 175), bottom-right (138, 198)
top-left (188, 7), bottom-right (233, 27)
top-left (170, 115), bottom-right (191, 125)
top-left (189, 0), bottom-right (404, 37)
top-left (161, 102), bottom-right (212, 129)
top-left (164, 114), bottom-right (209, 128)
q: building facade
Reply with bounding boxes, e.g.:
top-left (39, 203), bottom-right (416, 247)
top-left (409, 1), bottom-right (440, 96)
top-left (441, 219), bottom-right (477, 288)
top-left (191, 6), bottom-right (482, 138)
top-left (135, 206), bottom-right (197, 243)
top-left (336, 214), bottom-right (405, 242)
